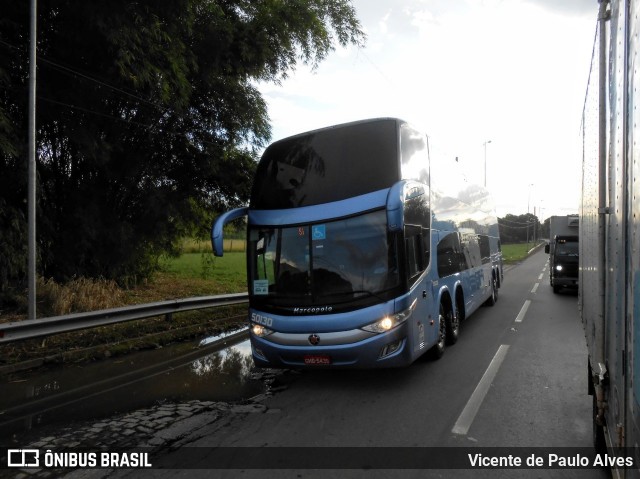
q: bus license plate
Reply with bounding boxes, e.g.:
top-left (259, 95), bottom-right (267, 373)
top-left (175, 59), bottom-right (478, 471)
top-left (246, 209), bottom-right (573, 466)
top-left (304, 355), bottom-right (331, 365)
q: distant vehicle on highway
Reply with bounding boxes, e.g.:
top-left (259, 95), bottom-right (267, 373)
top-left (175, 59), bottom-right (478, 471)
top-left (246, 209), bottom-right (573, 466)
top-left (544, 215), bottom-right (579, 293)
top-left (212, 118), bottom-right (503, 368)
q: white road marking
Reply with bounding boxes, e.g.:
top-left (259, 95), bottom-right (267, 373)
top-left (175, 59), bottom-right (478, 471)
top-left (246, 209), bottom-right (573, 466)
top-left (531, 283), bottom-right (539, 294)
top-left (538, 274), bottom-right (544, 280)
top-left (515, 300), bottom-right (532, 323)
top-left (452, 345), bottom-right (510, 436)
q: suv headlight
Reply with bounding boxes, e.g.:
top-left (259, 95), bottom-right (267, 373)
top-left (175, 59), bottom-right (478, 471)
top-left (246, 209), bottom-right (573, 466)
top-left (361, 301), bottom-right (416, 333)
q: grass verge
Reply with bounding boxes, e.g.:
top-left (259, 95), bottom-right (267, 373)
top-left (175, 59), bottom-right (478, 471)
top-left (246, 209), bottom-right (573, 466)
top-left (0, 252), bottom-right (248, 371)
top-left (502, 242), bottom-right (544, 264)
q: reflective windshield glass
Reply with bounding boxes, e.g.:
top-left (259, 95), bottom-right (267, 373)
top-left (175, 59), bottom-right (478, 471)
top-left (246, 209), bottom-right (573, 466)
top-left (250, 119), bottom-right (400, 209)
top-left (248, 210), bottom-right (400, 313)
top-left (556, 240), bottom-right (579, 256)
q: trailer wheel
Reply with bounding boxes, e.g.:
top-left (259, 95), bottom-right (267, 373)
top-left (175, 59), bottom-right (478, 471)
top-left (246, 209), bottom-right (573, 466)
top-left (430, 303), bottom-right (447, 360)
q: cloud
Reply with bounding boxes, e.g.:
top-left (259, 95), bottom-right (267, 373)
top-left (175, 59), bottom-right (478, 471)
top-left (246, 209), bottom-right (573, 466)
top-left (379, 10), bottom-right (391, 35)
top-left (522, 0), bottom-right (594, 16)
top-left (258, 0), bottom-right (596, 218)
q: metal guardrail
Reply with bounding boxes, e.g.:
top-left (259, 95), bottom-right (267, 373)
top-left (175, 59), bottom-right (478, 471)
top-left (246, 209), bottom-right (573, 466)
top-left (0, 292), bottom-right (249, 344)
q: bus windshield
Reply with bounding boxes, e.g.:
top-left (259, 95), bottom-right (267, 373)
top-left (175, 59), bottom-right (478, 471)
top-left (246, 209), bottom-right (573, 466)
top-left (248, 209), bottom-right (401, 313)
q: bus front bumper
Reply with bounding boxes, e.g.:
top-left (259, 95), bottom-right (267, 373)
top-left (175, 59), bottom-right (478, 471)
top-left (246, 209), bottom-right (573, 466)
top-left (249, 324), bottom-right (413, 369)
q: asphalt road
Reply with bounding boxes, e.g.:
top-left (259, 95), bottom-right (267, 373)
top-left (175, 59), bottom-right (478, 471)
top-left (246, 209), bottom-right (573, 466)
top-left (79, 249), bottom-right (610, 479)
top-left (3, 249), bottom-right (611, 479)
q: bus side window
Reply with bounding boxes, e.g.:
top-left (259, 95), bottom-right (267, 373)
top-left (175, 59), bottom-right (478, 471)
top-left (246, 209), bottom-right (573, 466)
top-left (404, 187), bottom-right (431, 276)
top-left (252, 231), bottom-right (277, 287)
top-left (462, 234), bottom-right (481, 268)
top-left (405, 225), bottom-right (425, 283)
top-left (457, 233), bottom-right (469, 271)
top-left (437, 232), bottom-right (469, 277)
top-left (478, 235), bottom-right (491, 264)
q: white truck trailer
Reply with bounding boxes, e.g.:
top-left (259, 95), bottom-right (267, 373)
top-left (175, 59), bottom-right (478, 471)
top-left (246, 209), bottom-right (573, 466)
top-left (581, 0), bottom-right (640, 471)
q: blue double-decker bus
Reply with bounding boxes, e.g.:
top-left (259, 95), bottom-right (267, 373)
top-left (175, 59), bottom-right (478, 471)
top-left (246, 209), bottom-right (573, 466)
top-left (212, 118), bottom-right (503, 368)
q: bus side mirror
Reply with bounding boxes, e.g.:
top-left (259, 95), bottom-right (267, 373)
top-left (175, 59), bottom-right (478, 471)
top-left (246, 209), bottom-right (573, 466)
top-left (211, 207), bottom-right (248, 257)
top-left (544, 244), bottom-right (550, 254)
top-left (386, 181), bottom-right (405, 232)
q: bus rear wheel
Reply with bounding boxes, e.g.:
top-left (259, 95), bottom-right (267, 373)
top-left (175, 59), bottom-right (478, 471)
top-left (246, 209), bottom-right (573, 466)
top-left (446, 302), bottom-right (459, 345)
top-left (430, 303), bottom-right (447, 360)
top-left (484, 275), bottom-right (498, 306)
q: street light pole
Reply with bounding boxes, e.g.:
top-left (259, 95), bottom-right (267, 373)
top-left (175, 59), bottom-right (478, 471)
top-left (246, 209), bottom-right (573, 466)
top-left (483, 140), bottom-right (492, 188)
top-left (28, 0), bottom-right (37, 319)
top-left (527, 183), bottom-right (534, 247)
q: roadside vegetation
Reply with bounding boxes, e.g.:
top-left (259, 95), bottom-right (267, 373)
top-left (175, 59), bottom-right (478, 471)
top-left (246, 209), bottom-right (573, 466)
top-left (1, 1), bottom-right (365, 313)
top-left (501, 242), bottom-right (545, 264)
top-left (0, 241), bottom-right (248, 370)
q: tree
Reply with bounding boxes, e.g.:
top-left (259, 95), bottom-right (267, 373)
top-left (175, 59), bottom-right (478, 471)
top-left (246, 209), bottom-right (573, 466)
top-left (0, 0), bottom-right (365, 298)
top-left (498, 213), bottom-right (540, 244)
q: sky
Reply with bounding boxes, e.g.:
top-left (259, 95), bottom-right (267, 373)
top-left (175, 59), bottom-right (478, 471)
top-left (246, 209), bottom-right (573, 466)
top-left (257, 0), bottom-right (597, 221)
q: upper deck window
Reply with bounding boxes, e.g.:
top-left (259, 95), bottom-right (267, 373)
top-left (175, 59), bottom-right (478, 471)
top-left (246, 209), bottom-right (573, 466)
top-left (250, 119), bottom-right (401, 209)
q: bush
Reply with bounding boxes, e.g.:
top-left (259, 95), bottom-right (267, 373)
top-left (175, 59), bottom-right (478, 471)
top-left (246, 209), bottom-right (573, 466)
top-left (36, 277), bottom-right (125, 317)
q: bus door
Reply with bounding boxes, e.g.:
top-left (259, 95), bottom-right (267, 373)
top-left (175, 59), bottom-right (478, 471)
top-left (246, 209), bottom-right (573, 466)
top-left (404, 224), bottom-right (433, 353)
top-left (387, 180), bottom-right (433, 354)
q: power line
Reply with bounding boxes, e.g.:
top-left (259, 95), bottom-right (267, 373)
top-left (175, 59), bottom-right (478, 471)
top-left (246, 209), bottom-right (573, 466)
top-left (498, 218), bottom-right (538, 226)
top-left (498, 223), bottom-right (537, 231)
top-left (0, 38), bottom-right (171, 115)
top-left (1, 38), bottom-right (260, 151)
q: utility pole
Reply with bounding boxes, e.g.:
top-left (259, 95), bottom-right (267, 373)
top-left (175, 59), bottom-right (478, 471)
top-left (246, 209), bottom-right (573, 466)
top-left (533, 206), bottom-right (537, 245)
top-left (28, 0), bottom-right (37, 319)
top-left (527, 184), bottom-right (534, 248)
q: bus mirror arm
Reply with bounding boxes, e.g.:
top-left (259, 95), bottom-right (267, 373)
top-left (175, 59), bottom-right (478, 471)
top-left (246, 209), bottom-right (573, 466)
top-left (211, 207), bottom-right (249, 257)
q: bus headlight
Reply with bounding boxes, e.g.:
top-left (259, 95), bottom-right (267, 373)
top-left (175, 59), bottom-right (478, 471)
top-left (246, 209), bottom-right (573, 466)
top-left (556, 265), bottom-right (563, 271)
top-left (361, 304), bottom-right (415, 334)
top-left (251, 323), bottom-right (274, 337)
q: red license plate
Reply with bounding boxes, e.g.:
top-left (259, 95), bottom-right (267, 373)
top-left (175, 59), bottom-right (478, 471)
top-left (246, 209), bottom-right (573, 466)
top-left (304, 355), bottom-right (331, 365)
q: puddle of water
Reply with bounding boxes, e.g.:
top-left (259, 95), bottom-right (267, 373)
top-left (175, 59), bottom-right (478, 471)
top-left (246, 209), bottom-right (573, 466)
top-left (0, 333), bottom-right (264, 439)
top-left (198, 328), bottom-right (248, 346)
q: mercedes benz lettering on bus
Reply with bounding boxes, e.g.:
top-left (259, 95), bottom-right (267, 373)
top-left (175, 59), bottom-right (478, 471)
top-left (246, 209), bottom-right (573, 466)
top-left (212, 118), bottom-right (503, 368)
